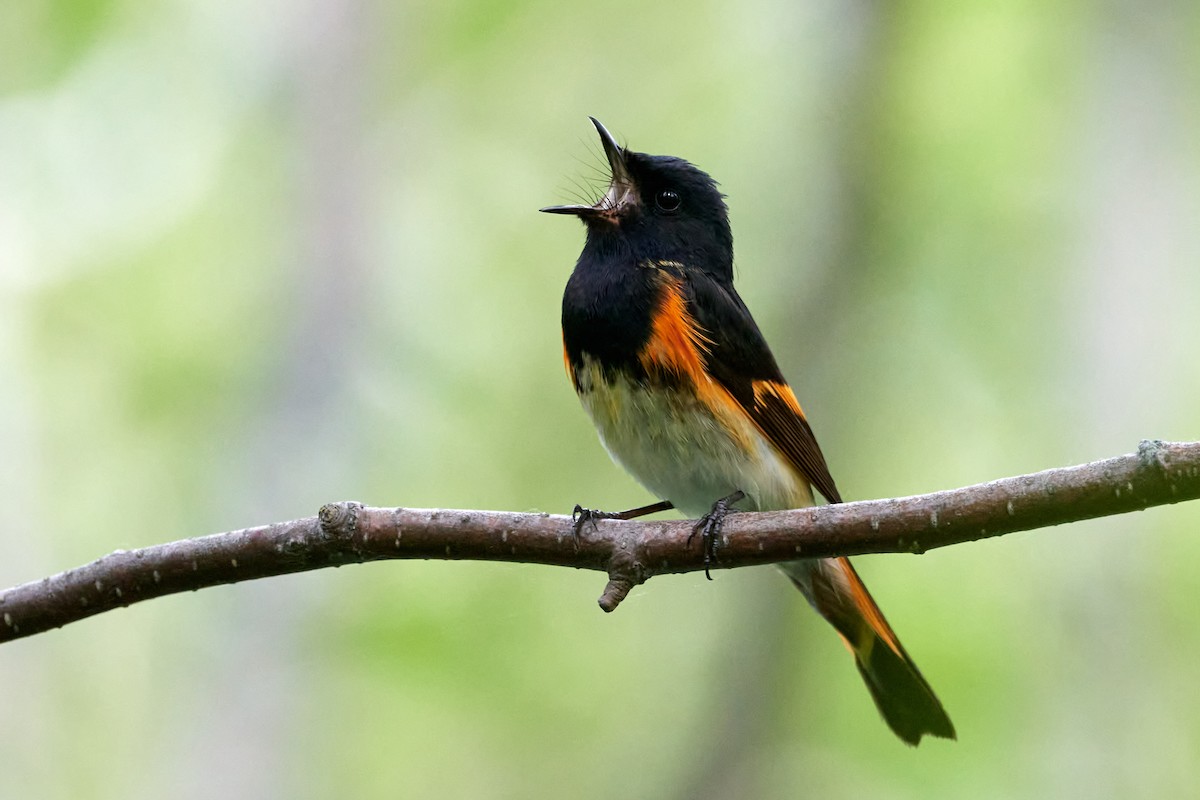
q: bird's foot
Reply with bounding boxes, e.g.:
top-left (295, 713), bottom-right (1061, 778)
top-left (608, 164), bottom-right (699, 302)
top-left (687, 490), bottom-right (746, 580)
top-left (571, 500), bottom-right (675, 539)
top-left (571, 505), bottom-right (621, 538)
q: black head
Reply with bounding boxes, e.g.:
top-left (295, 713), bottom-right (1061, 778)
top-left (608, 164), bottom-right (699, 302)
top-left (542, 118), bottom-right (733, 281)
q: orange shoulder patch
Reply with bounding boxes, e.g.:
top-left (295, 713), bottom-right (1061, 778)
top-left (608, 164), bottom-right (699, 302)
top-left (637, 276), bottom-right (712, 381)
top-left (562, 335), bottom-right (577, 389)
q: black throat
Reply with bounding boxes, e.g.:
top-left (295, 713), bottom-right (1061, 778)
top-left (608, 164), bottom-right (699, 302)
top-left (561, 242), bottom-right (662, 382)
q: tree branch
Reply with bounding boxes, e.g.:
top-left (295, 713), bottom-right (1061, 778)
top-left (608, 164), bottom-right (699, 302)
top-left (2, 439), bottom-right (1197, 645)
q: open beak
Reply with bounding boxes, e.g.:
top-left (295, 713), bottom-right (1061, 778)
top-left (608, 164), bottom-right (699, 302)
top-left (540, 117), bottom-right (637, 218)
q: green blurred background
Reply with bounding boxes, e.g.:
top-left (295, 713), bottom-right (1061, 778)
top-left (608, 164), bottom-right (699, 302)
top-left (2, 1), bottom-right (1199, 797)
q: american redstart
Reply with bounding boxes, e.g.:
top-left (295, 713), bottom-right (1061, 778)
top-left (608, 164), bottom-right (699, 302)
top-left (542, 118), bottom-right (954, 745)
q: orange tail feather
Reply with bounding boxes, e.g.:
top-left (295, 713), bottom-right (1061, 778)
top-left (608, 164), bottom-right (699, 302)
top-left (783, 557), bottom-right (955, 745)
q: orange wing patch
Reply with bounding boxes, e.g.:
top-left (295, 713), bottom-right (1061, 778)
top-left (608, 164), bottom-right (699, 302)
top-left (745, 378), bottom-right (842, 504)
top-left (752, 379), bottom-right (807, 418)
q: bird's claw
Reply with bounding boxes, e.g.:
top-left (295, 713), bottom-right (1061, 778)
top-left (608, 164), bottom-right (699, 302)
top-left (687, 490), bottom-right (746, 580)
top-left (572, 504), bottom-right (620, 539)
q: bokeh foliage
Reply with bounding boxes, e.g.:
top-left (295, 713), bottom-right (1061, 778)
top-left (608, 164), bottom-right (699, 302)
top-left (2, 0), bottom-right (1199, 797)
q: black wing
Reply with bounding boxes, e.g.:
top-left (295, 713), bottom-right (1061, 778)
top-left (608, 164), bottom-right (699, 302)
top-left (685, 270), bottom-right (843, 505)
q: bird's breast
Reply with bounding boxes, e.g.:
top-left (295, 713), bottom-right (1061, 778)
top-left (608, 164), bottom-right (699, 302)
top-left (569, 355), bottom-right (813, 517)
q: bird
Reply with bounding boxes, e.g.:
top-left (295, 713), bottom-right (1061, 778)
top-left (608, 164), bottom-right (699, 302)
top-left (541, 117), bottom-right (955, 746)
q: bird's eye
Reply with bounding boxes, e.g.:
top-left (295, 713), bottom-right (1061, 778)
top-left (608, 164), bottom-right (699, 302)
top-left (655, 189), bottom-right (681, 212)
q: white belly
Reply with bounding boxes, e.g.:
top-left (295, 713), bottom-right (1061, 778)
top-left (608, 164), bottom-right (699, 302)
top-left (574, 358), bottom-right (814, 517)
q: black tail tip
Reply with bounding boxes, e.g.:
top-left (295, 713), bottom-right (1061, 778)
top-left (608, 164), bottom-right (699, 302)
top-left (854, 657), bottom-right (956, 746)
top-left (896, 715), bottom-right (957, 747)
